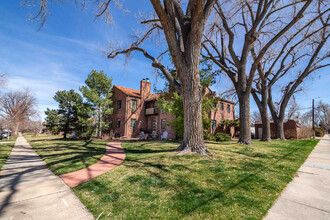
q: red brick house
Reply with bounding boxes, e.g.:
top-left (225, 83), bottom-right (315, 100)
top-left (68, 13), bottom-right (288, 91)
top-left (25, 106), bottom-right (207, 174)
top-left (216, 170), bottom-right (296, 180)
top-left (107, 79), bottom-right (235, 139)
top-left (254, 120), bottom-right (302, 139)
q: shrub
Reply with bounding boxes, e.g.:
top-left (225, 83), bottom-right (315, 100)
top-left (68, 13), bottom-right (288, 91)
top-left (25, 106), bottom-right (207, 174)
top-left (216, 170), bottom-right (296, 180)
top-left (204, 132), bottom-right (231, 142)
top-left (314, 127), bottom-right (325, 137)
top-left (214, 132), bottom-right (231, 141)
top-left (299, 127), bottom-right (313, 139)
top-left (208, 134), bottom-right (217, 141)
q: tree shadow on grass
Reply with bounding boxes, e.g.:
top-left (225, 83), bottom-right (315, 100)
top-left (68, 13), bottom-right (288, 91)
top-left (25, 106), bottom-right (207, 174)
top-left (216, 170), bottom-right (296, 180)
top-left (27, 140), bottom-right (107, 175)
top-left (109, 144), bottom-right (302, 218)
top-left (28, 138), bottom-right (64, 143)
top-left (168, 147), bottom-right (302, 217)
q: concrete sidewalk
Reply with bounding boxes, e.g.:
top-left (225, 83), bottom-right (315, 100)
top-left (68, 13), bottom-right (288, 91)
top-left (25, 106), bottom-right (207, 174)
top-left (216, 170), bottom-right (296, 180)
top-left (265, 135), bottom-right (330, 220)
top-left (0, 135), bottom-right (93, 220)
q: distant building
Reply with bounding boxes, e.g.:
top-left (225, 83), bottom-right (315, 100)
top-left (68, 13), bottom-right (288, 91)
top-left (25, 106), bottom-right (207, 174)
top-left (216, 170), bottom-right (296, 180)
top-left (254, 120), bottom-right (302, 139)
top-left (107, 79), bottom-right (235, 139)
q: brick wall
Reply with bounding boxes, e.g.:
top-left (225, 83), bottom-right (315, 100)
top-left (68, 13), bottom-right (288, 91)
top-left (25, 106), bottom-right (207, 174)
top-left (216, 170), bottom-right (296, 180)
top-left (159, 112), bottom-right (176, 140)
top-left (108, 80), bottom-right (235, 139)
top-left (107, 87), bottom-right (128, 137)
top-left (209, 100), bottom-right (235, 137)
top-left (255, 120), bottom-right (301, 139)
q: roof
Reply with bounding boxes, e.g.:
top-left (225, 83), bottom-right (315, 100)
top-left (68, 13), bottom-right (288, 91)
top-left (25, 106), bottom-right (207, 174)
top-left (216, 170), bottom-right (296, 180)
top-left (113, 85), bottom-right (141, 98)
top-left (204, 87), bottom-right (235, 104)
top-left (145, 93), bottom-right (159, 102)
top-left (113, 84), bottom-right (235, 104)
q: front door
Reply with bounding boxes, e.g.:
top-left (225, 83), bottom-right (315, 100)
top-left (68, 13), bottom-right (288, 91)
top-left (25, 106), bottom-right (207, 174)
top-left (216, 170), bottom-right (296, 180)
top-left (152, 119), bottom-right (157, 132)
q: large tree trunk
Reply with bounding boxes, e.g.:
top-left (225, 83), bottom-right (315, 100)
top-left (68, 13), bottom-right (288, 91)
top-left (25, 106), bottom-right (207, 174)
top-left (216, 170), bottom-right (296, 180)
top-left (176, 74), bottom-right (207, 155)
top-left (260, 85), bottom-right (271, 141)
top-left (64, 123), bottom-right (68, 139)
top-left (238, 93), bottom-right (252, 145)
top-left (261, 111), bottom-right (271, 141)
top-left (13, 122), bottom-right (19, 136)
top-left (268, 88), bottom-right (286, 140)
top-left (251, 87), bottom-right (271, 142)
top-left (274, 117), bottom-right (285, 139)
top-left (64, 112), bottom-right (70, 139)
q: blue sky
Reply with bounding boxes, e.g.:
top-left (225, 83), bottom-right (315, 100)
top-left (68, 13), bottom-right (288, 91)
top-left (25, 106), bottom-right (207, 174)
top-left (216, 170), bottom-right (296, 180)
top-left (0, 0), bottom-right (329, 120)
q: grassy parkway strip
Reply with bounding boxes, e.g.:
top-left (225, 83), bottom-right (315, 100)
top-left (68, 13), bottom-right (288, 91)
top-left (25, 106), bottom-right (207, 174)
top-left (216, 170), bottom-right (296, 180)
top-left (60, 142), bottom-right (126, 187)
top-left (0, 142), bottom-right (15, 170)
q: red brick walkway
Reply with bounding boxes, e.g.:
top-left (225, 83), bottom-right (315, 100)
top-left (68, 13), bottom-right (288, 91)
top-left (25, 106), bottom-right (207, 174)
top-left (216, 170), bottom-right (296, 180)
top-left (60, 142), bottom-right (126, 187)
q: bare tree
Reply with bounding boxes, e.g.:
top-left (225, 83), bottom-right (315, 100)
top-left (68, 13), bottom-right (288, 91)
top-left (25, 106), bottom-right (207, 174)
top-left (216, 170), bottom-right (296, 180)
top-left (203, 0), bottom-right (327, 143)
top-left (27, 0), bottom-right (217, 154)
top-left (316, 101), bottom-right (330, 131)
top-left (0, 90), bottom-right (38, 135)
top-left (303, 100), bottom-right (330, 132)
top-left (264, 5), bottom-right (329, 139)
top-left (286, 97), bottom-right (301, 120)
top-left (251, 110), bottom-right (262, 124)
top-left (23, 119), bottom-right (43, 136)
top-left (0, 73), bottom-right (7, 88)
top-left (108, 1), bottom-right (218, 154)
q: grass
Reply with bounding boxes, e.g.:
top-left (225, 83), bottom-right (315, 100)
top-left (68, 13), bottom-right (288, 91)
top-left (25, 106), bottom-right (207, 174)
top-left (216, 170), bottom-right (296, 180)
top-left (25, 134), bottom-right (107, 175)
top-left (0, 143), bottom-right (15, 169)
top-left (26, 136), bottom-right (319, 219)
top-left (0, 136), bottom-right (17, 142)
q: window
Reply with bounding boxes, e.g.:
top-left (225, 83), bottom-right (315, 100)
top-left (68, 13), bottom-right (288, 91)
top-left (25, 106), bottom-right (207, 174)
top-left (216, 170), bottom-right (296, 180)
top-left (212, 102), bottom-right (217, 109)
top-left (220, 102), bottom-right (224, 110)
top-left (131, 119), bottom-right (136, 132)
top-left (227, 104), bottom-right (230, 113)
top-left (117, 100), bottom-right (122, 109)
top-left (131, 100), bottom-right (137, 113)
top-left (116, 118), bottom-right (121, 128)
top-left (212, 120), bottom-right (216, 130)
top-left (161, 119), bottom-right (166, 130)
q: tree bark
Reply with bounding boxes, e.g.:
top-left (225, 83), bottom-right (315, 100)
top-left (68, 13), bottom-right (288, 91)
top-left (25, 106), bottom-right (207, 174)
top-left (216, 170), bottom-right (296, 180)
top-left (268, 89), bottom-right (285, 140)
top-left (13, 122), bottom-right (19, 136)
top-left (260, 111), bottom-right (271, 141)
top-left (237, 93), bottom-right (252, 145)
top-left (64, 111), bottom-right (70, 139)
top-left (176, 68), bottom-right (207, 155)
top-left (274, 117), bottom-right (285, 139)
top-left (64, 122), bottom-right (68, 139)
top-left (251, 87), bottom-right (271, 142)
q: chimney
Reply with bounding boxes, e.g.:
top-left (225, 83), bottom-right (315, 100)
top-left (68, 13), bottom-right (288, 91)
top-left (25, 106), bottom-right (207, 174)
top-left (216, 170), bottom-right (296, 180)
top-left (140, 78), bottom-right (151, 99)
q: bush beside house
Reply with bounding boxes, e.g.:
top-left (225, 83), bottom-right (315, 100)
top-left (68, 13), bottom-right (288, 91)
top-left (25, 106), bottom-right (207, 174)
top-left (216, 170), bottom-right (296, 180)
top-left (314, 127), bottom-right (325, 137)
top-left (204, 132), bottom-right (231, 142)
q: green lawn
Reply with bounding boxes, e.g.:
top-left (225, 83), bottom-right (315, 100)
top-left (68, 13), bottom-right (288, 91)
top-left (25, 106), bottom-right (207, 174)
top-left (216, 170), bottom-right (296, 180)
top-left (0, 136), bottom-right (17, 142)
top-left (25, 134), bottom-right (107, 175)
top-left (26, 136), bottom-right (319, 219)
top-left (0, 143), bottom-right (15, 169)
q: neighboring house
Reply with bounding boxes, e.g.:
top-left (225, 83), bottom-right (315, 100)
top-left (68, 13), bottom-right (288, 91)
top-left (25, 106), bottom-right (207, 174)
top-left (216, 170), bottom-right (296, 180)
top-left (254, 120), bottom-right (302, 139)
top-left (107, 78), bottom-right (235, 139)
